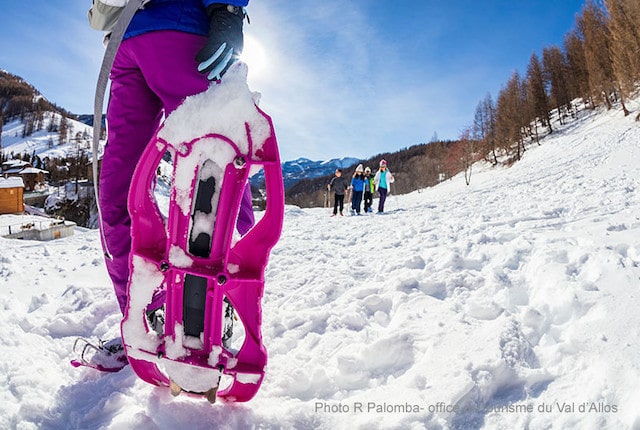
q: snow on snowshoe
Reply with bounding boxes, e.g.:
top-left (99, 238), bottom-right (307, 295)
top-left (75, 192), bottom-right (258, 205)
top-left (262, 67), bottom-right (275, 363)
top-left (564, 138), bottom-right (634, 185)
top-left (122, 62), bottom-right (284, 403)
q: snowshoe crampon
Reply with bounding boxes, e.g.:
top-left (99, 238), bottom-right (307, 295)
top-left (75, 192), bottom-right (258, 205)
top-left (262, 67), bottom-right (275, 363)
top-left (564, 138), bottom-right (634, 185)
top-left (122, 63), bottom-right (284, 403)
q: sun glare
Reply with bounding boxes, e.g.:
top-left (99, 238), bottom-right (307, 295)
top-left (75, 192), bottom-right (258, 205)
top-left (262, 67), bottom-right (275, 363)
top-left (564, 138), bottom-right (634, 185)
top-left (241, 34), bottom-right (268, 78)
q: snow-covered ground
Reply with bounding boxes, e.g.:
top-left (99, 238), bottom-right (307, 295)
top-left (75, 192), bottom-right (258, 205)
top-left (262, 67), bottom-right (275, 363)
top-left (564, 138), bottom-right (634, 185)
top-left (1, 99), bottom-right (640, 429)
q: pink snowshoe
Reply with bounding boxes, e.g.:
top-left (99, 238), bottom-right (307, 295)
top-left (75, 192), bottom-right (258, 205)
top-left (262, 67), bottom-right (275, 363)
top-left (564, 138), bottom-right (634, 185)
top-left (122, 63), bottom-right (284, 403)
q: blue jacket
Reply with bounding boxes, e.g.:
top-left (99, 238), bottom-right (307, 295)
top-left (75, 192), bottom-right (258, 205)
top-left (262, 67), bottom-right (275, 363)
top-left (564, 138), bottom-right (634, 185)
top-left (351, 175), bottom-right (365, 193)
top-left (125, 0), bottom-right (249, 40)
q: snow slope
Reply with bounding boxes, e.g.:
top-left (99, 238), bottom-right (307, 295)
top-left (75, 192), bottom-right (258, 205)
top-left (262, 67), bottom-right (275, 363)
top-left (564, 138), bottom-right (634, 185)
top-left (1, 115), bottom-right (96, 161)
top-left (1, 99), bottom-right (640, 429)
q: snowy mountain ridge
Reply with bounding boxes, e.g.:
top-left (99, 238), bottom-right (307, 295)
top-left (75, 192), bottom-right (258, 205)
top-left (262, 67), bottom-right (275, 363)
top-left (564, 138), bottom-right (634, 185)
top-left (1, 98), bottom-right (640, 429)
top-left (251, 156), bottom-right (360, 190)
top-left (1, 115), bottom-right (96, 162)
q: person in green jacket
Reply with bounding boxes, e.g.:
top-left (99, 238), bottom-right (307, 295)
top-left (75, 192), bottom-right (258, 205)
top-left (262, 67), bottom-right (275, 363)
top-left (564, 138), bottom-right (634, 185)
top-left (363, 166), bottom-right (375, 213)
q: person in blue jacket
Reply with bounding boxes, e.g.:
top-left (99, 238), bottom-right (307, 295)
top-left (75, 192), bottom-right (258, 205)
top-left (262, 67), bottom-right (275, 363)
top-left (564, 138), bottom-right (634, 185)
top-left (350, 164), bottom-right (365, 215)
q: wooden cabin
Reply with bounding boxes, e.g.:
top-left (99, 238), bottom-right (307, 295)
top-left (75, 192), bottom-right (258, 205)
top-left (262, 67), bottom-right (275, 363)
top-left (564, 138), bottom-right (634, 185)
top-left (0, 177), bottom-right (25, 214)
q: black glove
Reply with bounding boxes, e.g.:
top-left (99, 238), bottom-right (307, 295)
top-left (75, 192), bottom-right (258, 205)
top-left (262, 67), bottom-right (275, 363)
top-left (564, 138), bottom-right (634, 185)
top-left (196, 4), bottom-right (245, 81)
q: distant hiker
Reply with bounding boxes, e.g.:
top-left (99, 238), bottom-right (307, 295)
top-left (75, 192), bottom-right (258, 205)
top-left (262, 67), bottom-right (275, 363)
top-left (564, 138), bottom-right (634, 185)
top-left (327, 169), bottom-right (349, 216)
top-left (86, 0), bottom-right (253, 361)
top-left (374, 159), bottom-right (394, 213)
top-left (350, 164), bottom-right (365, 215)
top-left (362, 166), bottom-right (374, 213)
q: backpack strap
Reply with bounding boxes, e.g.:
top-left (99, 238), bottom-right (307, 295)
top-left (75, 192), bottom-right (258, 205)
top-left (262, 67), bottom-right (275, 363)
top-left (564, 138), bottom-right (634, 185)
top-left (92, 0), bottom-right (146, 259)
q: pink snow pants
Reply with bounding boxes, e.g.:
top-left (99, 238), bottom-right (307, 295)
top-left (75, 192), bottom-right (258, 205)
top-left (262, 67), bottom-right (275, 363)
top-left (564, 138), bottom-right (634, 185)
top-left (100, 30), bottom-right (254, 314)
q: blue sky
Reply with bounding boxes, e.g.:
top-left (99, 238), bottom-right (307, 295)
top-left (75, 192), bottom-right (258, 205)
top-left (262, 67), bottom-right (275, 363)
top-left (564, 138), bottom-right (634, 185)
top-left (0, 1), bottom-right (586, 161)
